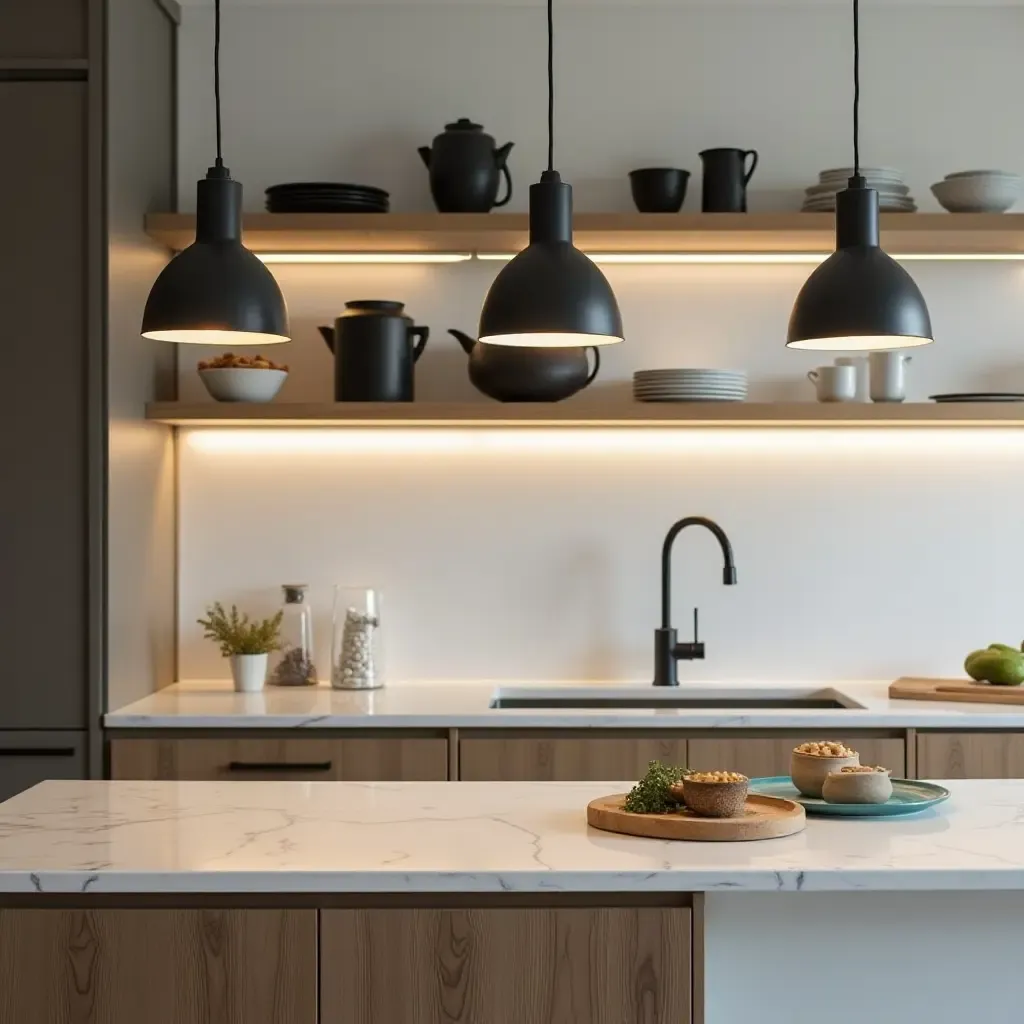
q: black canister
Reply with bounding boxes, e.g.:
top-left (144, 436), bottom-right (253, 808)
top-left (318, 301), bottom-right (429, 402)
top-left (699, 148), bottom-right (759, 212)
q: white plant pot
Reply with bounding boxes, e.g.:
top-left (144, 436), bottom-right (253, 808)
top-left (230, 653), bottom-right (268, 693)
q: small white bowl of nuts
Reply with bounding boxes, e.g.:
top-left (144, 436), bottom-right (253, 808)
top-left (822, 765), bottom-right (893, 805)
top-left (198, 352), bottom-right (289, 402)
top-left (790, 741), bottom-right (860, 798)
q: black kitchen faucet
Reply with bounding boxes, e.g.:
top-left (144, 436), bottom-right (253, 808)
top-left (653, 516), bottom-right (737, 687)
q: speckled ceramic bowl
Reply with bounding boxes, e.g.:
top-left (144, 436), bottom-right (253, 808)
top-left (822, 767), bottom-right (893, 805)
top-left (790, 750), bottom-right (860, 798)
top-left (679, 778), bottom-right (749, 818)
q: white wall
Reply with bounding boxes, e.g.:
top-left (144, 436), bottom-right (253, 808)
top-left (175, 2), bottom-right (1024, 683)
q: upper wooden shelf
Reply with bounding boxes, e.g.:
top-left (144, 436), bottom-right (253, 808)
top-left (143, 212), bottom-right (1024, 257)
top-left (146, 402), bottom-right (1024, 428)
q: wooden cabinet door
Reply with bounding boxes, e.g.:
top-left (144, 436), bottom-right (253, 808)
top-left (0, 909), bottom-right (316, 1024)
top-left (459, 734), bottom-right (687, 781)
top-left (0, 82), bottom-right (88, 730)
top-left (110, 736), bottom-right (448, 781)
top-left (917, 732), bottom-right (1024, 779)
top-left (688, 735), bottom-right (906, 778)
top-left (0, 0), bottom-right (86, 60)
top-left (321, 906), bottom-right (691, 1024)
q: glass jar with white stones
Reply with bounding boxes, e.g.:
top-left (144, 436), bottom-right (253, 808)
top-left (331, 587), bottom-right (382, 690)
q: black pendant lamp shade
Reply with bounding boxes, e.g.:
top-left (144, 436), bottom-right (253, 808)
top-left (787, 181), bottom-right (932, 350)
top-left (786, 0), bottom-right (932, 352)
top-left (141, 167), bottom-right (288, 345)
top-left (141, 0), bottom-right (288, 346)
top-left (479, 172), bottom-right (623, 346)
top-left (478, 0), bottom-right (623, 347)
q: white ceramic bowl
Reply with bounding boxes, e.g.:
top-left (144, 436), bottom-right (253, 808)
top-left (931, 173), bottom-right (1023, 214)
top-left (199, 367), bottom-right (287, 402)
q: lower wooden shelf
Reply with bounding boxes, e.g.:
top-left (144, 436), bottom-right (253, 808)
top-left (146, 401), bottom-right (1024, 428)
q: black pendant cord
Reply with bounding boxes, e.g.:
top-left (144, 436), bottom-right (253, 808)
top-left (546, 0), bottom-right (554, 172)
top-left (213, 0), bottom-right (224, 170)
top-left (852, 0), bottom-right (861, 183)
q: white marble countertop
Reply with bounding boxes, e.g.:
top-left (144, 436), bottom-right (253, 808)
top-left (104, 678), bottom-right (1024, 729)
top-left (0, 779), bottom-right (1022, 894)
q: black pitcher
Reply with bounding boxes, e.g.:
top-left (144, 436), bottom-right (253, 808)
top-left (318, 301), bottom-right (429, 402)
top-left (418, 118), bottom-right (513, 213)
top-left (700, 148), bottom-right (759, 212)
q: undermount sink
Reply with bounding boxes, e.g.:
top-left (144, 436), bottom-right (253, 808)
top-left (489, 686), bottom-right (865, 710)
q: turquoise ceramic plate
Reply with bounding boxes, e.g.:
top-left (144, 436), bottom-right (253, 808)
top-left (748, 777), bottom-right (950, 817)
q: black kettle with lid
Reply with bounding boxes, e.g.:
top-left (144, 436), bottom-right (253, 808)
top-left (319, 301), bottom-right (429, 402)
top-left (418, 119), bottom-right (513, 213)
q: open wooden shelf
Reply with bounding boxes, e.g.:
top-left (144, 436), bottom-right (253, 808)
top-left (143, 212), bottom-right (1024, 257)
top-left (146, 402), bottom-right (1024, 428)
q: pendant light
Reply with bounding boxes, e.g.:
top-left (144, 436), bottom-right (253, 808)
top-left (478, 0), bottom-right (623, 348)
top-left (142, 0), bottom-right (288, 345)
top-left (786, 0), bottom-right (932, 351)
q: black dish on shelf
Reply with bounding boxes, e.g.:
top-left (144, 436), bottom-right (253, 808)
top-left (266, 181), bottom-right (389, 198)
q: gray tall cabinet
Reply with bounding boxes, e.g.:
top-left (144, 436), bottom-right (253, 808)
top-left (0, 0), bottom-right (176, 800)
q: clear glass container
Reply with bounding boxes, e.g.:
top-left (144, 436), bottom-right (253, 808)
top-left (268, 584), bottom-right (318, 686)
top-left (331, 587), bottom-right (382, 690)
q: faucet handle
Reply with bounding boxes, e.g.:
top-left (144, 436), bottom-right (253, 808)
top-left (674, 607), bottom-right (705, 661)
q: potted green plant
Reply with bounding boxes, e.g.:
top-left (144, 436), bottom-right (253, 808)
top-left (197, 602), bottom-right (283, 692)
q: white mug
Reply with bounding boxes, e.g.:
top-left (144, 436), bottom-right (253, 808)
top-left (807, 364), bottom-right (858, 403)
top-left (834, 356), bottom-right (869, 402)
top-left (869, 351), bottom-right (912, 403)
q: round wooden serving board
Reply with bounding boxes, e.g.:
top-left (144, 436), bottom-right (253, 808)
top-left (587, 793), bottom-right (806, 842)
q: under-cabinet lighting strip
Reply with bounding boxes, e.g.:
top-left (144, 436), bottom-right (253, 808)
top-left (256, 252), bottom-right (473, 264)
top-left (480, 252), bottom-right (1024, 264)
top-left (253, 251), bottom-right (1024, 265)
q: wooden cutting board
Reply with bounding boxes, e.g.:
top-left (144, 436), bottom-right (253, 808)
top-left (586, 793), bottom-right (805, 842)
top-left (889, 677), bottom-right (1024, 705)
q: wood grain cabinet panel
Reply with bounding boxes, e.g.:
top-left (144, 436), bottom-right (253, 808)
top-left (110, 736), bottom-right (448, 781)
top-left (688, 735), bottom-right (905, 779)
top-left (321, 906), bottom-right (691, 1024)
top-left (0, 909), bottom-right (316, 1024)
top-left (917, 732), bottom-right (1024, 779)
top-left (0, 0), bottom-right (86, 60)
top-left (459, 735), bottom-right (687, 781)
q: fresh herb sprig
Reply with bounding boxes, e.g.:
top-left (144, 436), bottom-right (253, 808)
top-left (623, 760), bottom-right (692, 814)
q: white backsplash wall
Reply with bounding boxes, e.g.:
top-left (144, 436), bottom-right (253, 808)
top-left (176, 2), bottom-right (1024, 682)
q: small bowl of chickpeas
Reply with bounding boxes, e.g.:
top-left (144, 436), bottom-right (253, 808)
top-left (790, 741), bottom-right (860, 798)
top-left (198, 353), bottom-right (289, 403)
top-left (673, 771), bottom-right (750, 818)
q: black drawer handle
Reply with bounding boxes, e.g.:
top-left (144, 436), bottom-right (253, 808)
top-left (227, 761), bottom-right (333, 773)
top-left (0, 748), bottom-right (76, 758)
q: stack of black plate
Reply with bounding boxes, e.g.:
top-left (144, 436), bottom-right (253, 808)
top-left (265, 182), bottom-right (390, 213)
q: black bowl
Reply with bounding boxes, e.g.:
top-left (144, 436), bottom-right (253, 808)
top-left (629, 167), bottom-right (690, 213)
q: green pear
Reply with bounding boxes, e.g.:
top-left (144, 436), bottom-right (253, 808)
top-left (965, 648), bottom-right (1024, 685)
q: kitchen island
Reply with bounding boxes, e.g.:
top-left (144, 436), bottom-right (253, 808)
top-left (1, 778), bottom-right (1023, 1023)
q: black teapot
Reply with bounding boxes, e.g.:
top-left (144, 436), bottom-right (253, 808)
top-left (418, 119), bottom-right (513, 213)
top-left (449, 329), bottom-right (600, 403)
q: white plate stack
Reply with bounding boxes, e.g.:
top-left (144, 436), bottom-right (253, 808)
top-left (633, 369), bottom-right (748, 403)
top-left (801, 167), bottom-right (917, 213)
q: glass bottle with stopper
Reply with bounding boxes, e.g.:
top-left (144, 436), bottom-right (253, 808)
top-left (269, 585), bottom-right (317, 686)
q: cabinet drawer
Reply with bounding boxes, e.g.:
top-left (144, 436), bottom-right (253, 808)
top-left (459, 734), bottom-right (687, 782)
top-left (918, 732), bottom-right (1024, 779)
top-left (110, 736), bottom-right (448, 782)
top-left (688, 735), bottom-right (905, 779)
top-left (0, 0), bottom-right (87, 60)
top-left (0, 732), bottom-right (86, 801)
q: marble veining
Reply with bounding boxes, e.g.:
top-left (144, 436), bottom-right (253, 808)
top-left (2, 779), bottom-right (1024, 894)
top-left (104, 679), bottom-right (1024, 729)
